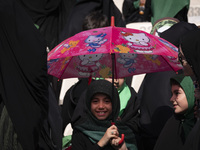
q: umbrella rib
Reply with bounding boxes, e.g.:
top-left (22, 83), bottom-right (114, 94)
top-left (59, 56), bottom-right (73, 79)
top-left (160, 55), bottom-right (179, 72)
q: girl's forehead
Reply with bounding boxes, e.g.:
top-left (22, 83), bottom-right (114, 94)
top-left (92, 93), bottom-right (110, 98)
top-left (171, 84), bottom-right (185, 93)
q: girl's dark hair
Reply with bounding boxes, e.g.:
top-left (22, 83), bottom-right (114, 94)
top-left (170, 78), bottom-right (180, 87)
top-left (82, 10), bottom-right (109, 31)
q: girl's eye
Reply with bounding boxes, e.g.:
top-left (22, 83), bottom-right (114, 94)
top-left (175, 91), bottom-right (180, 96)
top-left (91, 99), bottom-right (98, 103)
top-left (105, 99), bottom-right (111, 103)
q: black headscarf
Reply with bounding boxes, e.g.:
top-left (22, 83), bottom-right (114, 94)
top-left (0, 0), bottom-right (48, 149)
top-left (180, 28), bottom-right (200, 84)
top-left (180, 28), bottom-right (200, 150)
top-left (73, 80), bottom-right (137, 149)
top-left (160, 21), bottom-right (198, 47)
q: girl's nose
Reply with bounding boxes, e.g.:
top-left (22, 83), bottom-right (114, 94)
top-left (98, 101), bottom-right (104, 108)
top-left (170, 95), bottom-right (174, 102)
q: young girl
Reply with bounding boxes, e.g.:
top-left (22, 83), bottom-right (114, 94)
top-left (71, 80), bottom-right (138, 150)
top-left (153, 74), bottom-right (196, 150)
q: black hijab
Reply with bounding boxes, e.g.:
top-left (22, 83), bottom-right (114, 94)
top-left (180, 28), bottom-right (200, 84)
top-left (0, 0), bottom-right (48, 149)
top-left (160, 21), bottom-right (198, 47)
top-left (180, 28), bottom-right (200, 150)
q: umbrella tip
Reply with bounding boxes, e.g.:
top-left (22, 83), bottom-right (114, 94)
top-left (111, 16), bottom-right (115, 27)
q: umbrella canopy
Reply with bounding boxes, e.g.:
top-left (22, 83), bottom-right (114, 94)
top-left (48, 20), bottom-right (182, 79)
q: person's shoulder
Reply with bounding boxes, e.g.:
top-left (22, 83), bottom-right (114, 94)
top-left (72, 129), bottom-right (87, 140)
top-left (128, 85), bottom-right (137, 96)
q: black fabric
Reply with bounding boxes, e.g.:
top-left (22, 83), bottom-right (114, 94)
top-left (183, 120), bottom-right (200, 150)
top-left (49, 75), bottom-right (63, 102)
top-left (0, 0), bottom-right (48, 149)
top-left (71, 130), bottom-right (103, 150)
top-left (0, 96), bottom-right (3, 117)
top-left (137, 71), bottom-right (175, 150)
top-left (16, 0), bottom-right (76, 50)
top-left (16, 0), bottom-right (77, 101)
top-left (180, 28), bottom-right (200, 150)
top-left (0, 106), bottom-right (23, 150)
top-left (120, 86), bottom-right (140, 133)
top-left (181, 28), bottom-right (200, 84)
top-left (59, 0), bottom-right (126, 43)
top-left (61, 78), bottom-right (92, 132)
top-left (154, 113), bottom-right (196, 150)
top-left (153, 116), bottom-right (185, 150)
top-left (160, 21), bottom-right (198, 48)
top-left (137, 21), bottom-right (197, 150)
top-left (40, 85), bottom-right (62, 150)
top-left (70, 89), bottom-right (88, 128)
top-left (48, 85), bottom-right (62, 149)
top-left (174, 6), bottom-right (189, 23)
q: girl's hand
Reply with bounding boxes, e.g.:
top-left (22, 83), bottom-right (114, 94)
top-left (97, 125), bottom-right (119, 147)
top-left (110, 137), bottom-right (128, 150)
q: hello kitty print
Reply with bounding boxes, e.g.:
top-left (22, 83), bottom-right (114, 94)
top-left (121, 31), bottom-right (154, 53)
top-left (77, 53), bottom-right (103, 76)
top-left (85, 33), bottom-right (107, 52)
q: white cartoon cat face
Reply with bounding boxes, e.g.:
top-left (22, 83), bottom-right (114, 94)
top-left (85, 35), bottom-right (100, 43)
top-left (123, 33), bottom-right (149, 44)
top-left (79, 53), bottom-right (103, 62)
top-left (85, 34), bottom-right (105, 43)
top-left (119, 53), bottom-right (137, 59)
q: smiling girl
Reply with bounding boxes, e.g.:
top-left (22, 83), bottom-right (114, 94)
top-left (71, 80), bottom-right (138, 150)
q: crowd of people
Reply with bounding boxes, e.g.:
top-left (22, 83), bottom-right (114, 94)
top-left (0, 0), bottom-right (200, 150)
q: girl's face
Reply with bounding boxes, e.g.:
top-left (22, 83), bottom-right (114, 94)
top-left (170, 84), bottom-right (188, 114)
top-left (91, 93), bottom-right (112, 120)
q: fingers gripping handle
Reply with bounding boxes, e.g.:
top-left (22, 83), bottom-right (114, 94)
top-left (118, 134), bottom-right (124, 145)
top-left (111, 122), bottom-right (125, 145)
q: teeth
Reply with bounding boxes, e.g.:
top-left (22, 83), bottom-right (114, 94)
top-left (98, 112), bottom-right (105, 114)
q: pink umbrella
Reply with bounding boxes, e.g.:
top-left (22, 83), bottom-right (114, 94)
top-left (47, 17), bottom-right (182, 80)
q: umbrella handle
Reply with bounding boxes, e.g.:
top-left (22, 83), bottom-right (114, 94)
top-left (111, 122), bottom-right (125, 145)
top-left (118, 134), bottom-right (125, 145)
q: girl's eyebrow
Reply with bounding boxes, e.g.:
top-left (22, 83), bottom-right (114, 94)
top-left (172, 89), bottom-right (179, 92)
